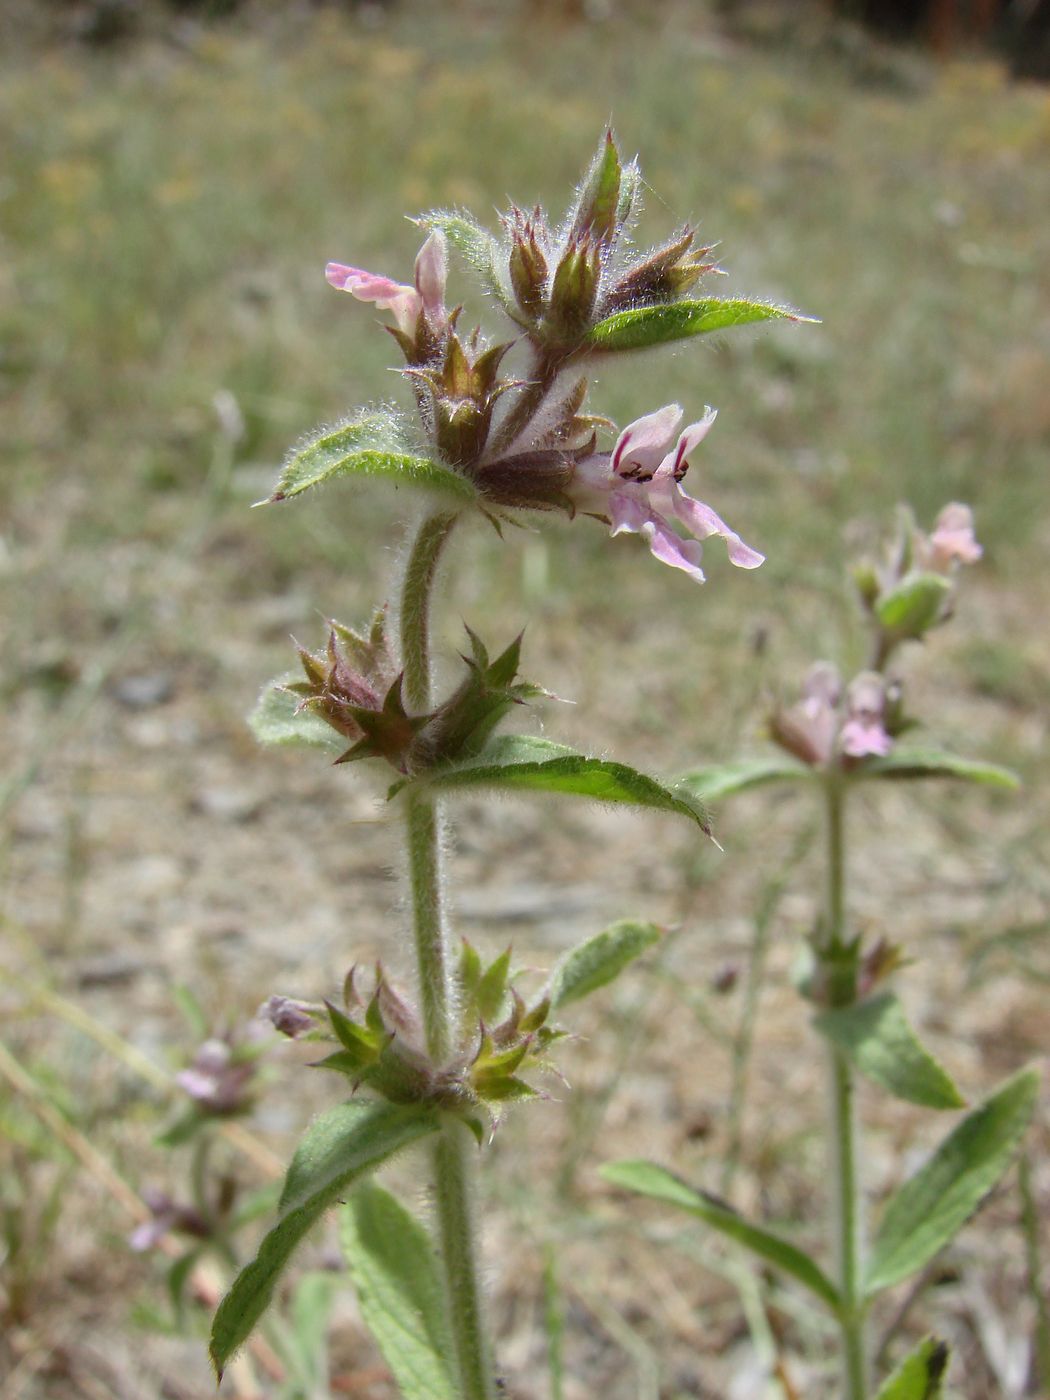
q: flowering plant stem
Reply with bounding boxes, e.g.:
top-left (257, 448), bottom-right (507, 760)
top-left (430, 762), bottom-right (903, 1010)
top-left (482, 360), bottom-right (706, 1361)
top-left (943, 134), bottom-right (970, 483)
top-left (821, 774), bottom-right (868, 1400)
top-left (400, 510), bottom-right (495, 1400)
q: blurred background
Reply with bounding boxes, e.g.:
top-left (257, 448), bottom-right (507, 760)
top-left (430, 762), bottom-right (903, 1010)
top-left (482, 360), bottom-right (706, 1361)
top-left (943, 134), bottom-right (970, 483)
top-left (1, 2), bottom-right (1048, 1397)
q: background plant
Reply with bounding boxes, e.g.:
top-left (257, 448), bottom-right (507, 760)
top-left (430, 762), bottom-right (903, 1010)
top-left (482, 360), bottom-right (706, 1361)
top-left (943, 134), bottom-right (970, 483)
top-left (605, 502), bottom-right (1039, 1397)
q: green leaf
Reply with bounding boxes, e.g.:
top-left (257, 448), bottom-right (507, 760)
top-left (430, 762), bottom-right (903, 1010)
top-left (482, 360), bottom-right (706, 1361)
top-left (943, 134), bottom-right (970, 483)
top-left (340, 1182), bottom-right (458, 1400)
top-left (860, 747), bottom-right (1020, 789)
top-left (422, 211), bottom-right (516, 317)
top-left (875, 573), bottom-right (951, 637)
top-left (392, 735), bottom-right (710, 831)
top-left (874, 1337), bottom-right (951, 1400)
top-left (210, 1102), bottom-right (440, 1377)
top-left (864, 1067), bottom-right (1039, 1296)
top-left (550, 920), bottom-right (661, 1010)
top-left (814, 993), bottom-right (965, 1110)
top-left (585, 298), bottom-right (815, 352)
top-left (269, 411), bottom-right (475, 504)
top-left (284, 1273), bottom-right (338, 1388)
top-left (249, 675), bottom-right (346, 754)
top-left (679, 755), bottom-right (813, 803)
top-left (601, 1160), bottom-right (841, 1312)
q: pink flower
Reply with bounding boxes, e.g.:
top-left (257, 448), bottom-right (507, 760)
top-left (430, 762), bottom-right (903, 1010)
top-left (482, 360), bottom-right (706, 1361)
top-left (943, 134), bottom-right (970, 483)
top-left (839, 672), bottom-right (893, 759)
top-left (326, 230), bottom-right (447, 336)
top-left (570, 404), bottom-right (764, 582)
top-left (771, 662), bottom-right (842, 767)
top-left (926, 502), bottom-right (982, 570)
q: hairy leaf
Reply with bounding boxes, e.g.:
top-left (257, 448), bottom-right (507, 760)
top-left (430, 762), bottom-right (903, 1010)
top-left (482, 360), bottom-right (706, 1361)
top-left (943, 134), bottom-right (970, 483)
top-left (601, 1160), bottom-right (841, 1311)
top-left (249, 675), bottom-right (345, 754)
top-left (874, 1337), bottom-right (950, 1400)
top-left (391, 735), bottom-right (710, 831)
top-left (814, 993), bottom-right (965, 1110)
top-left (422, 211), bottom-right (516, 316)
top-left (269, 411), bottom-right (475, 504)
top-left (679, 755), bottom-right (813, 803)
top-left (210, 1102), bottom-right (440, 1377)
top-left (340, 1183), bottom-right (457, 1400)
top-left (864, 1068), bottom-right (1039, 1296)
top-left (860, 747), bottom-right (1019, 789)
top-left (585, 298), bottom-right (815, 352)
top-left (550, 921), bottom-right (661, 1009)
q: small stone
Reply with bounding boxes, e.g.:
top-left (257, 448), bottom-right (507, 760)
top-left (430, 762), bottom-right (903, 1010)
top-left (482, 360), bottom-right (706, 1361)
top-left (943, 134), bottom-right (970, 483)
top-left (191, 785), bottom-right (263, 824)
top-left (113, 672), bottom-right (174, 709)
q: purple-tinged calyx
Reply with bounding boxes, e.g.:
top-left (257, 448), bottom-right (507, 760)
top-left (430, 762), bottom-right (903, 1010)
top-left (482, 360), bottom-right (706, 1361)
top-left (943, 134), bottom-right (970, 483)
top-left (569, 403), bottom-right (764, 583)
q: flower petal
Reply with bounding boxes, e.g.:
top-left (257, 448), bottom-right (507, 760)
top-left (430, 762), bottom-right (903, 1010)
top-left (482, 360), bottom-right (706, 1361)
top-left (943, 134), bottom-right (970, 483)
top-left (840, 718), bottom-right (893, 758)
top-left (665, 407), bottom-right (718, 478)
top-left (612, 403), bottom-right (682, 477)
top-left (413, 230), bottom-right (447, 321)
top-left (607, 488), bottom-right (651, 535)
top-left (641, 515), bottom-right (706, 582)
top-left (325, 262), bottom-right (421, 333)
top-left (665, 486), bottom-right (765, 568)
top-left (929, 501), bottom-right (982, 567)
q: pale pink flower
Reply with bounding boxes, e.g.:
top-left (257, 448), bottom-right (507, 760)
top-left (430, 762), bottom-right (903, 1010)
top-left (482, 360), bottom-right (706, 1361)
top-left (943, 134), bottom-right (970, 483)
top-left (570, 404), bottom-right (764, 582)
top-left (326, 230), bottom-right (447, 336)
top-left (840, 672), bottom-right (893, 759)
top-left (771, 662), bottom-right (842, 767)
top-left (926, 502), bottom-right (982, 570)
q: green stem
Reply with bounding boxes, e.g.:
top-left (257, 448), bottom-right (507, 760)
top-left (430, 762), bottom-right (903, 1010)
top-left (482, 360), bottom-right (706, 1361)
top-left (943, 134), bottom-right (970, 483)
top-left (399, 511), bottom-right (495, 1400)
top-left (400, 511), bottom-right (459, 711)
top-left (821, 775), bottom-right (868, 1400)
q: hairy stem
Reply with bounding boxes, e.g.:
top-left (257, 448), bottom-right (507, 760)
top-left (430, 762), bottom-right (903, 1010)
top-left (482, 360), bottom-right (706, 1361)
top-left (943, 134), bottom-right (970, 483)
top-left (489, 349), bottom-right (565, 456)
top-left (821, 774), bottom-right (868, 1400)
top-left (400, 511), bottom-right (495, 1400)
top-left (400, 511), bottom-right (459, 711)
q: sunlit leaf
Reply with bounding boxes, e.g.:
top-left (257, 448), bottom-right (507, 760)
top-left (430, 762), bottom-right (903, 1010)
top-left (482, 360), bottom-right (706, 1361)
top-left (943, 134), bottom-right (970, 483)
top-left (814, 993), bottom-right (965, 1109)
top-left (601, 1160), bottom-right (841, 1311)
top-left (550, 921), bottom-right (661, 1009)
top-left (391, 735), bottom-right (710, 831)
top-left (585, 298), bottom-right (816, 352)
top-left (864, 1068), bottom-right (1039, 1296)
top-left (340, 1183), bottom-right (457, 1400)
